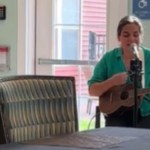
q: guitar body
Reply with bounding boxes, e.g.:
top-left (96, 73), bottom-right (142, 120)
top-left (99, 84), bottom-right (146, 114)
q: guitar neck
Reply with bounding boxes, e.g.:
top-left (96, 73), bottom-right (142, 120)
top-left (126, 87), bottom-right (150, 105)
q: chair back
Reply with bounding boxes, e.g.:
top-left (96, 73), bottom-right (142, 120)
top-left (0, 75), bottom-right (78, 144)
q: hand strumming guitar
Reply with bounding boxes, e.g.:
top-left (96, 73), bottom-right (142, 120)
top-left (111, 72), bottom-right (128, 87)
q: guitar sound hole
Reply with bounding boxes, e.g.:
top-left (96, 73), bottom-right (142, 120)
top-left (120, 91), bottom-right (129, 100)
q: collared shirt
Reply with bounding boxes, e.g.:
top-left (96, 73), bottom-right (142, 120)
top-left (88, 47), bottom-right (150, 116)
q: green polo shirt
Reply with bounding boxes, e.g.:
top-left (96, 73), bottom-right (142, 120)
top-left (88, 47), bottom-right (150, 116)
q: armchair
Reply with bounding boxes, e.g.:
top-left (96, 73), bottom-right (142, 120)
top-left (0, 75), bottom-right (78, 144)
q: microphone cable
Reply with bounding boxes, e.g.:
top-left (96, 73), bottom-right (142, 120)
top-left (87, 111), bottom-right (101, 130)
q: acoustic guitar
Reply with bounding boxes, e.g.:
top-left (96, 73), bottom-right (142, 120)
top-left (99, 84), bottom-right (150, 114)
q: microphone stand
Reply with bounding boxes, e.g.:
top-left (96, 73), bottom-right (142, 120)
top-left (130, 58), bottom-right (142, 127)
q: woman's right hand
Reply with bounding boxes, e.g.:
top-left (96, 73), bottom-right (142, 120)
top-left (111, 72), bottom-right (128, 86)
top-left (89, 72), bottom-right (128, 97)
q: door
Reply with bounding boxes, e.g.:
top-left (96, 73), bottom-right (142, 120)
top-left (35, 0), bottom-right (107, 130)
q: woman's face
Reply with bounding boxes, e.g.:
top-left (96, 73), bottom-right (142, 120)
top-left (118, 23), bottom-right (142, 51)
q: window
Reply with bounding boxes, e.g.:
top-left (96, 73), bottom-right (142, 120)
top-left (53, 0), bottom-right (107, 130)
top-left (54, 0), bottom-right (106, 60)
top-left (54, 0), bottom-right (80, 59)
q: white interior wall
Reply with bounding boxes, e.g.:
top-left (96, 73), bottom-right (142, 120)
top-left (35, 0), bottom-right (53, 75)
top-left (17, 0), bottom-right (26, 74)
top-left (17, 0), bottom-right (54, 75)
top-left (17, 0), bottom-right (35, 75)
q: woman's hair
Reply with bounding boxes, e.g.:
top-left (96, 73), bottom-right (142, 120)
top-left (117, 15), bottom-right (143, 37)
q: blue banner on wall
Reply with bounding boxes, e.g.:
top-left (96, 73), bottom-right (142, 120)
top-left (133, 0), bottom-right (150, 19)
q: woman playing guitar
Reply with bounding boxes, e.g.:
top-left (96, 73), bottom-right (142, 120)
top-left (88, 15), bottom-right (150, 128)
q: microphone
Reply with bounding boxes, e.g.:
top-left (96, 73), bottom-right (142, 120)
top-left (130, 43), bottom-right (140, 60)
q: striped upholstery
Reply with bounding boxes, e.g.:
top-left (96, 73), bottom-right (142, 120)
top-left (0, 75), bottom-right (78, 143)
